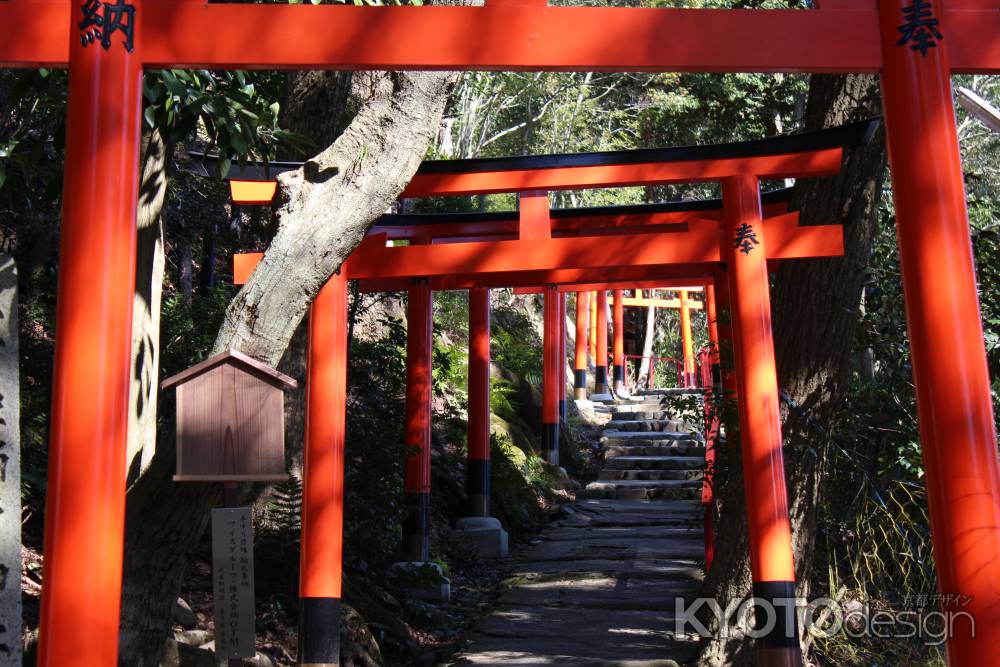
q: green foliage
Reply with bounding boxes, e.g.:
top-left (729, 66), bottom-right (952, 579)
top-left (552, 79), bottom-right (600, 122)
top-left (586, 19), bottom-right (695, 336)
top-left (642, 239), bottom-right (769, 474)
top-left (143, 69), bottom-right (305, 175)
top-left (344, 315), bottom-right (409, 570)
top-left (491, 301), bottom-right (542, 383)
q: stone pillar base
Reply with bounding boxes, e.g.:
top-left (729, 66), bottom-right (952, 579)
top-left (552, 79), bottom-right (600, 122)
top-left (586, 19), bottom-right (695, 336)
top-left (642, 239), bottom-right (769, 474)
top-left (388, 561), bottom-right (451, 602)
top-left (454, 516), bottom-right (509, 558)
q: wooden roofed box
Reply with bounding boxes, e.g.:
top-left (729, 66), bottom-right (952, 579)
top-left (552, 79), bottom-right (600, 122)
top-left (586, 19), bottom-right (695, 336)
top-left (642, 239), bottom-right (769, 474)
top-left (162, 349), bottom-right (297, 482)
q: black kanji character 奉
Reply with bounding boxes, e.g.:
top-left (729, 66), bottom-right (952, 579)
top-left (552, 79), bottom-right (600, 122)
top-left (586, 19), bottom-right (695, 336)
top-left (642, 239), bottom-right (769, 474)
top-left (78, 0), bottom-right (136, 53)
top-left (896, 0), bottom-right (943, 57)
top-left (733, 222), bottom-right (760, 255)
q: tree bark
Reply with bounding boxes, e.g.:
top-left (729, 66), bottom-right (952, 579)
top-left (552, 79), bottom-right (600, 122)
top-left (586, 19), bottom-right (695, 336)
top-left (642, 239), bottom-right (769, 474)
top-left (126, 128), bottom-right (169, 487)
top-left (696, 74), bottom-right (886, 666)
top-left (118, 69), bottom-right (457, 666)
top-left (638, 301), bottom-right (656, 387)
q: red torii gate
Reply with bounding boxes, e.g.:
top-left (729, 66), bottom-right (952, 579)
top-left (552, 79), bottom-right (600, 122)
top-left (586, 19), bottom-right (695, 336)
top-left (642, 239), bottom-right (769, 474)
top-left (3, 1), bottom-right (998, 665)
top-left (230, 126), bottom-right (856, 666)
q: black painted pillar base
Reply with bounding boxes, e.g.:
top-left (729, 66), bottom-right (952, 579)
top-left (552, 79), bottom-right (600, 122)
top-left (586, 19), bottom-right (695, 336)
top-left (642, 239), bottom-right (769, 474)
top-left (573, 369), bottom-right (587, 399)
top-left (612, 364), bottom-right (625, 393)
top-left (466, 459), bottom-right (490, 517)
top-left (299, 597), bottom-right (341, 667)
top-left (559, 398), bottom-right (567, 423)
top-left (401, 492), bottom-right (430, 562)
top-left (750, 580), bottom-right (802, 664)
top-left (594, 365), bottom-right (609, 394)
top-left (542, 422), bottom-right (560, 466)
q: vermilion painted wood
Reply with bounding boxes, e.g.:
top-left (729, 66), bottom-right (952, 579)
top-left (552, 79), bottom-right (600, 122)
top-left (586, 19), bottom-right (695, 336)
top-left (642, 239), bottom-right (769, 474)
top-left (37, 2), bottom-right (144, 663)
top-left (401, 149), bottom-right (844, 197)
top-left (349, 266), bottom-right (718, 292)
top-left (589, 291), bottom-right (597, 362)
top-left (595, 290), bottom-right (609, 387)
top-left (301, 272), bottom-right (348, 599)
top-left (0, 0), bottom-right (991, 73)
top-left (621, 297), bottom-right (704, 309)
top-left (542, 287), bottom-right (560, 424)
top-left (878, 0), bottom-right (1000, 661)
top-left (723, 175), bottom-right (800, 666)
top-left (468, 288), bottom-right (491, 464)
top-left (230, 180), bottom-right (277, 205)
top-left (404, 280), bottom-right (432, 496)
top-left (558, 292), bottom-right (567, 414)
top-left (679, 289), bottom-right (696, 386)
top-left (612, 290), bottom-right (624, 377)
top-left (574, 291), bottom-right (589, 399)
top-left (519, 190), bottom-right (551, 240)
top-left (344, 214), bottom-right (841, 279)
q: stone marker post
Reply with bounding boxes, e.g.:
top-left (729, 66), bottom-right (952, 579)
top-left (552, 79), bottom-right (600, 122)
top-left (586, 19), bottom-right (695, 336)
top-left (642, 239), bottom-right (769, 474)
top-left (0, 256), bottom-right (20, 664)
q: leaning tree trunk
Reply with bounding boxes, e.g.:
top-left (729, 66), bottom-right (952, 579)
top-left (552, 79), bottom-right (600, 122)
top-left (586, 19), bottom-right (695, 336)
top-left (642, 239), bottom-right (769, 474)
top-left (125, 127), bottom-right (170, 488)
top-left (118, 69), bottom-right (458, 665)
top-left (696, 74), bottom-right (887, 666)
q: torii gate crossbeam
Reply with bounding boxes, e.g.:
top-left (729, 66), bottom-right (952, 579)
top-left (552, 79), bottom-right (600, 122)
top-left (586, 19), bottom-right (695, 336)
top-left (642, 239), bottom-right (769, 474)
top-left (11, 0), bottom-right (998, 665)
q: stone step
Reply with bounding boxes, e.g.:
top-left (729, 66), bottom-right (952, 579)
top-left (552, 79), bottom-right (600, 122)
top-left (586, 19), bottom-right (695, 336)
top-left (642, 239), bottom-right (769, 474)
top-left (603, 442), bottom-right (706, 458)
top-left (582, 479), bottom-right (703, 501)
top-left (603, 455), bottom-right (705, 470)
top-left (633, 388), bottom-right (705, 397)
top-left (597, 468), bottom-right (703, 482)
top-left (611, 410), bottom-right (675, 420)
top-left (605, 418), bottom-right (686, 432)
top-left (601, 429), bottom-right (702, 443)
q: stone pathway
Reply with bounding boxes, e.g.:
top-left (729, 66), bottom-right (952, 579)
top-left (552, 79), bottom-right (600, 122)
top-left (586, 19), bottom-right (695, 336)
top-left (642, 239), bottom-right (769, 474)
top-left (451, 390), bottom-right (706, 666)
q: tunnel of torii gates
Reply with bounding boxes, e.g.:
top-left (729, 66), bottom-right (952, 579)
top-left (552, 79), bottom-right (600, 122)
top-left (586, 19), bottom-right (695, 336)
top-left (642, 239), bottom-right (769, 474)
top-left (512, 285), bottom-right (707, 393)
top-left (213, 118), bottom-right (852, 667)
top-left (5, 0), bottom-right (1000, 665)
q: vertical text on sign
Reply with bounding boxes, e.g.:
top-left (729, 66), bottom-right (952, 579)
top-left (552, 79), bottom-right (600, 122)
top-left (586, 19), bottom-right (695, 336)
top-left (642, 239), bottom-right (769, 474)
top-left (211, 507), bottom-right (256, 659)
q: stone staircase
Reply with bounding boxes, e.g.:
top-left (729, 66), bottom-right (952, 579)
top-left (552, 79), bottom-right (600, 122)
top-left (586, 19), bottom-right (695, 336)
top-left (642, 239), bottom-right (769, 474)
top-left (450, 387), bottom-right (707, 666)
top-left (584, 389), bottom-right (706, 502)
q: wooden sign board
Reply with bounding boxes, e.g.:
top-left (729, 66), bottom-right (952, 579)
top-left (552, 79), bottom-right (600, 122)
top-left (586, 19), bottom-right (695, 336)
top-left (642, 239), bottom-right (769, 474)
top-left (211, 507), bottom-right (256, 659)
top-left (163, 349), bottom-right (297, 482)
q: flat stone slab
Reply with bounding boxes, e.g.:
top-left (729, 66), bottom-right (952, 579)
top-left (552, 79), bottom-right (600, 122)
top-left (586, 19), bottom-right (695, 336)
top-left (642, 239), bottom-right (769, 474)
top-left (603, 456), bottom-right (705, 470)
top-left (598, 468), bottom-right (703, 482)
top-left (603, 443), bottom-right (707, 458)
top-left (452, 402), bottom-right (708, 667)
top-left (634, 388), bottom-right (704, 397)
top-left (540, 525), bottom-right (703, 542)
top-left (606, 419), bottom-right (687, 432)
top-left (454, 606), bottom-right (699, 664)
top-left (602, 431), bottom-right (697, 441)
top-left (509, 557), bottom-right (703, 580)
top-left (583, 479), bottom-right (703, 501)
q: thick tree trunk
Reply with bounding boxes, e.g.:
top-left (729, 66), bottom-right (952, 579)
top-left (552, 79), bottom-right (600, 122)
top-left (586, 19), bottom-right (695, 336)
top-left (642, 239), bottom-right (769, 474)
top-left (638, 303), bottom-right (655, 387)
top-left (696, 74), bottom-right (886, 666)
top-left (118, 69), bottom-right (457, 666)
top-left (126, 128), bottom-right (169, 487)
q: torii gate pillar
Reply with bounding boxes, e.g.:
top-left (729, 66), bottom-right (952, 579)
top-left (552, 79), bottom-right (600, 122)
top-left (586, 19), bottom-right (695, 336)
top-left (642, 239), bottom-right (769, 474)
top-left (542, 287), bottom-right (561, 464)
top-left (612, 290), bottom-right (625, 394)
top-left (402, 279), bottom-right (433, 562)
top-left (456, 287), bottom-right (509, 558)
top-left (466, 288), bottom-right (492, 517)
top-left (679, 289), bottom-right (696, 388)
top-left (574, 291), bottom-right (590, 399)
top-left (559, 292), bottom-right (568, 421)
top-left (879, 0), bottom-right (1000, 661)
top-left (38, 7), bottom-right (144, 665)
top-left (300, 272), bottom-right (348, 667)
top-left (595, 290), bottom-right (610, 394)
top-left (723, 174), bottom-right (801, 665)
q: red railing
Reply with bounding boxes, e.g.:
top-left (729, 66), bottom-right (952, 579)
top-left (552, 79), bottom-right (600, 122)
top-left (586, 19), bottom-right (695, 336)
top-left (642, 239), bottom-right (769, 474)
top-left (623, 354), bottom-right (684, 390)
